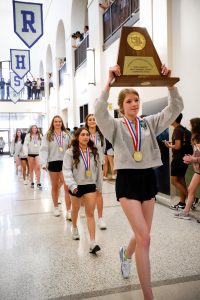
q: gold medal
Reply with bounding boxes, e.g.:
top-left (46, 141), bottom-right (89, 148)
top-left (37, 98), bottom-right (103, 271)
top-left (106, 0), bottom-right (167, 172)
top-left (59, 147), bottom-right (63, 152)
top-left (133, 151), bottom-right (143, 162)
top-left (85, 170), bottom-right (92, 177)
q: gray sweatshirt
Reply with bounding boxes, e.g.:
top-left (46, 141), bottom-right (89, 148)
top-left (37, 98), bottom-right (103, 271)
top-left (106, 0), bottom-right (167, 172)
top-left (94, 87), bottom-right (183, 170)
top-left (23, 133), bottom-right (42, 156)
top-left (11, 140), bottom-right (27, 159)
top-left (63, 147), bottom-right (103, 193)
top-left (39, 132), bottom-right (71, 168)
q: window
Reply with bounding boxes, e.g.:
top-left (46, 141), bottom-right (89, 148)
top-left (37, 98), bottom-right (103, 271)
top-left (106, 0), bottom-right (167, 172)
top-left (79, 104), bottom-right (88, 126)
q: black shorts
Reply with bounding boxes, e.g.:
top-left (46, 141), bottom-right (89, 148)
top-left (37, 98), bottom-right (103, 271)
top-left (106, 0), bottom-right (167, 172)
top-left (171, 155), bottom-right (188, 177)
top-left (20, 157), bottom-right (27, 161)
top-left (69, 184), bottom-right (96, 198)
top-left (116, 168), bottom-right (158, 202)
top-left (48, 161), bottom-right (63, 172)
top-left (28, 154), bottom-right (39, 158)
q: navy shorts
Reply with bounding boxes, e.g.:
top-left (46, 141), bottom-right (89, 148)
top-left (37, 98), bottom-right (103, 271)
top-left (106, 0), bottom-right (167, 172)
top-left (69, 184), bottom-right (96, 198)
top-left (116, 168), bottom-right (158, 202)
top-left (171, 155), bottom-right (188, 177)
top-left (48, 161), bottom-right (63, 172)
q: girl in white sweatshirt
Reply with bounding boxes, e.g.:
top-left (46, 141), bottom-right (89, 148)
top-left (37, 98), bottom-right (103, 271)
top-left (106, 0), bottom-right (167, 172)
top-left (63, 127), bottom-right (102, 254)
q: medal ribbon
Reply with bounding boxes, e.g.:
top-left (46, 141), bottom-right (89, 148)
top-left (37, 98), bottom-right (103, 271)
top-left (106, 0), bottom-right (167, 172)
top-left (32, 135), bottom-right (38, 145)
top-left (123, 116), bottom-right (142, 152)
top-left (79, 147), bottom-right (90, 171)
top-left (91, 134), bottom-right (97, 145)
top-left (54, 132), bottom-right (63, 148)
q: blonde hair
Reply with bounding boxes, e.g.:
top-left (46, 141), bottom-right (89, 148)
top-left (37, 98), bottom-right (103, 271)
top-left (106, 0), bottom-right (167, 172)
top-left (118, 88), bottom-right (139, 115)
top-left (46, 115), bottom-right (70, 142)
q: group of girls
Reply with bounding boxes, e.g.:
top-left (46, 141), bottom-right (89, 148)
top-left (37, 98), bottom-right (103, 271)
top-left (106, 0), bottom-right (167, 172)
top-left (39, 114), bottom-right (108, 254)
top-left (11, 129), bottom-right (28, 184)
top-left (11, 125), bottom-right (43, 187)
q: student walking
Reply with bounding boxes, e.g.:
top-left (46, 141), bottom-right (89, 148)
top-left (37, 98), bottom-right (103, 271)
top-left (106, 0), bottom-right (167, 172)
top-left (94, 64), bottom-right (183, 300)
top-left (10, 129), bottom-right (23, 175)
top-left (23, 125), bottom-right (43, 189)
top-left (85, 114), bottom-right (106, 229)
top-left (174, 117), bottom-right (200, 220)
top-left (40, 115), bottom-right (72, 218)
top-left (63, 127), bottom-right (102, 254)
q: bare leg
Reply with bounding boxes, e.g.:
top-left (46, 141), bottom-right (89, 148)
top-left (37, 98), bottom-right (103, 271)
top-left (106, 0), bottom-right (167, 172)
top-left (103, 155), bottom-right (108, 177)
top-left (84, 192), bottom-right (97, 241)
top-left (120, 198), bottom-right (155, 300)
top-left (96, 191), bottom-right (103, 219)
top-left (34, 156), bottom-right (41, 183)
top-left (71, 195), bottom-right (81, 228)
top-left (49, 171), bottom-right (60, 207)
top-left (60, 172), bottom-right (71, 211)
top-left (27, 157), bottom-right (34, 182)
top-left (171, 176), bottom-right (188, 202)
top-left (184, 173), bottom-right (200, 213)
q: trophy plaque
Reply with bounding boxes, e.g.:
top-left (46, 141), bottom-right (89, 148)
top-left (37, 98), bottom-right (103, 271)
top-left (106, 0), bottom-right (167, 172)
top-left (111, 27), bottom-right (179, 87)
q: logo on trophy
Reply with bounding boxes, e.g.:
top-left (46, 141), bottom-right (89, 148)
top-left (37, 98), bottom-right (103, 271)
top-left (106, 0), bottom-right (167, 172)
top-left (112, 27), bottom-right (179, 87)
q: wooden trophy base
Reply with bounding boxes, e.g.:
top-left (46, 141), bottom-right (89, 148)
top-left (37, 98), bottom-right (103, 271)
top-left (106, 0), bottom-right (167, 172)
top-left (112, 76), bottom-right (179, 87)
top-left (112, 27), bottom-right (180, 87)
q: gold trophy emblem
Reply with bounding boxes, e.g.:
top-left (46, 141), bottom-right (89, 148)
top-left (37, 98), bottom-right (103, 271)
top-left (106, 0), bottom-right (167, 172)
top-left (127, 32), bottom-right (146, 51)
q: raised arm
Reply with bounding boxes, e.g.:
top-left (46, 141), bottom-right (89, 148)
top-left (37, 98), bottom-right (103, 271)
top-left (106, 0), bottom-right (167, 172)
top-left (94, 65), bottom-right (121, 144)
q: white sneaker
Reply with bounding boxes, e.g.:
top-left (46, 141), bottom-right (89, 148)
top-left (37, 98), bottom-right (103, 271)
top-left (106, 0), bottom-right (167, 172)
top-left (103, 176), bottom-right (108, 180)
top-left (119, 246), bottom-right (132, 279)
top-left (66, 210), bottom-right (72, 221)
top-left (98, 218), bottom-right (107, 230)
top-left (23, 180), bottom-right (28, 185)
top-left (111, 174), bottom-right (117, 180)
top-left (53, 207), bottom-right (60, 217)
top-left (71, 227), bottom-right (80, 240)
top-left (89, 241), bottom-right (101, 254)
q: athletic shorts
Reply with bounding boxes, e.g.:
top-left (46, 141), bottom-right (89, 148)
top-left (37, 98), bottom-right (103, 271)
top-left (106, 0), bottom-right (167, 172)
top-left (48, 160), bottom-right (63, 172)
top-left (69, 184), bottom-right (96, 198)
top-left (116, 168), bottom-right (158, 202)
top-left (171, 155), bottom-right (188, 177)
top-left (28, 154), bottom-right (39, 158)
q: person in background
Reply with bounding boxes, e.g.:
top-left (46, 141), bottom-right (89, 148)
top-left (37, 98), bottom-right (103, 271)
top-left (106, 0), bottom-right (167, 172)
top-left (25, 78), bottom-right (32, 99)
top-left (40, 115), bottom-right (72, 218)
top-left (174, 118), bottom-right (200, 220)
top-left (83, 25), bottom-right (89, 38)
top-left (63, 127), bottom-right (102, 254)
top-left (85, 114), bottom-right (106, 230)
top-left (23, 125), bottom-right (43, 189)
top-left (103, 138), bottom-right (116, 180)
top-left (0, 137), bottom-right (5, 154)
top-left (99, 0), bottom-right (112, 10)
top-left (10, 129), bottom-right (23, 175)
top-left (164, 114), bottom-right (191, 209)
top-left (94, 64), bottom-right (183, 300)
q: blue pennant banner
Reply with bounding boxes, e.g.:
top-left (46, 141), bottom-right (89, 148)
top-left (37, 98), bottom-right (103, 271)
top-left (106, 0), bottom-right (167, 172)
top-left (13, 1), bottom-right (43, 48)
top-left (10, 49), bottom-right (30, 79)
top-left (10, 88), bottom-right (20, 104)
top-left (10, 72), bottom-right (24, 94)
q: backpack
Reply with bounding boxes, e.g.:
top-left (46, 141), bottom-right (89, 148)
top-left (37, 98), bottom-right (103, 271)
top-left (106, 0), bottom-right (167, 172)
top-left (181, 126), bottom-right (193, 155)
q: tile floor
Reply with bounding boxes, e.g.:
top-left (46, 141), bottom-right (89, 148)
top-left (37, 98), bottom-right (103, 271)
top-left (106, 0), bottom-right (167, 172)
top-left (0, 156), bottom-right (200, 300)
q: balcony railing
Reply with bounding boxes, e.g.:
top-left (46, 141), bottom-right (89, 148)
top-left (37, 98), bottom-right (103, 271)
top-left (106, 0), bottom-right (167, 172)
top-left (74, 35), bottom-right (89, 71)
top-left (103, 0), bottom-right (139, 44)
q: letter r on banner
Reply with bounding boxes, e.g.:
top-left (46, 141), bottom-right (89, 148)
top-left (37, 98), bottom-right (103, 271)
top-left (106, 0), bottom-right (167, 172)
top-left (13, 1), bottom-right (43, 48)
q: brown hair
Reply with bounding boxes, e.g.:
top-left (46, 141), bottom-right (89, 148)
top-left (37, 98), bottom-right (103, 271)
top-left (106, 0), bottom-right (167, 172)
top-left (46, 115), bottom-right (70, 142)
top-left (85, 114), bottom-right (104, 147)
top-left (118, 88), bottom-right (139, 115)
top-left (28, 125), bottom-right (42, 140)
top-left (71, 127), bottom-right (99, 168)
top-left (190, 118), bottom-right (200, 145)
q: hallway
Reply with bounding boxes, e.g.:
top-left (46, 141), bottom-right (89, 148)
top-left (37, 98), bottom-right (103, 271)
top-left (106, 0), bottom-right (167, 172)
top-left (0, 155), bottom-right (200, 300)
